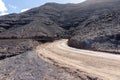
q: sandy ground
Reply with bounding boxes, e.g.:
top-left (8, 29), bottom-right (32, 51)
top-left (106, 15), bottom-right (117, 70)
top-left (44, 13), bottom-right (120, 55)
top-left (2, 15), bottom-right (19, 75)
top-left (36, 39), bottom-right (120, 80)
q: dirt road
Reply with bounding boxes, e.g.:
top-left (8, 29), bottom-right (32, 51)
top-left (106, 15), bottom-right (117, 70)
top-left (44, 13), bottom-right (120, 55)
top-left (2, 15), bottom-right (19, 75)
top-left (36, 39), bottom-right (120, 80)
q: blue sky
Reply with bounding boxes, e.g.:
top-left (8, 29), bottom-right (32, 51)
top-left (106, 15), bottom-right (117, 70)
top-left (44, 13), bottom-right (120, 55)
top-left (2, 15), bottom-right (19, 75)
top-left (0, 0), bottom-right (86, 15)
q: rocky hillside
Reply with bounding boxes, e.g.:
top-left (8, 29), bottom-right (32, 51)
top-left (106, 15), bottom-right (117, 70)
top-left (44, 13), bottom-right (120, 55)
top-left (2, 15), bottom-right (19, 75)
top-left (0, 39), bottom-right (39, 60)
top-left (0, 0), bottom-right (120, 80)
top-left (67, 0), bottom-right (120, 53)
top-left (0, 0), bottom-right (120, 53)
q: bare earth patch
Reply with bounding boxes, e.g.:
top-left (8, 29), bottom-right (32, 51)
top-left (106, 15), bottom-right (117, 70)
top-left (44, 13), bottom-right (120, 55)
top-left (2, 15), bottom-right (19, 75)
top-left (36, 39), bottom-right (120, 80)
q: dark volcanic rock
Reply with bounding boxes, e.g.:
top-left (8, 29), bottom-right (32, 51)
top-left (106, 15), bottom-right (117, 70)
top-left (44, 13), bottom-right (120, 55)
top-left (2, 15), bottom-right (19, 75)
top-left (0, 39), bottom-right (39, 60)
top-left (0, 0), bottom-right (120, 53)
top-left (0, 5), bottom-right (64, 38)
top-left (0, 0), bottom-right (119, 79)
top-left (67, 0), bottom-right (120, 53)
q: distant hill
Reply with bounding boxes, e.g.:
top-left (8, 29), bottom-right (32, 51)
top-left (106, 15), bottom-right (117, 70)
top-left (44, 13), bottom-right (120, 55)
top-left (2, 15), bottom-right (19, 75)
top-left (0, 0), bottom-right (120, 53)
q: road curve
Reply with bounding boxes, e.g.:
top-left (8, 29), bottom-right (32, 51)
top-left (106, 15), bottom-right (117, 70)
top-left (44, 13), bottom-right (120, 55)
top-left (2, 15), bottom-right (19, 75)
top-left (36, 39), bottom-right (120, 80)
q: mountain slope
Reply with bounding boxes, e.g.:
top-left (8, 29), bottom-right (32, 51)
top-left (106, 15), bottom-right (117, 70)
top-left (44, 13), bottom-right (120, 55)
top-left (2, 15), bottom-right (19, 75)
top-left (68, 0), bottom-right (120, 53)
top-left (0, 0), bottom-right (120, 53)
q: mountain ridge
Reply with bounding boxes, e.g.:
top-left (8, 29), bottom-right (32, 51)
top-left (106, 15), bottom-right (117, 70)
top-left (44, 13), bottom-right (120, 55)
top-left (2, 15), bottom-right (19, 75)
top-left (0, 0), bottom-right (120, 53)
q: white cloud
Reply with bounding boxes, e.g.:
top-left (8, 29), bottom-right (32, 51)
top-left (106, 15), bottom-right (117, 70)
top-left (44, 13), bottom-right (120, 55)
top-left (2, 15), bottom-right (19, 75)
top-left (20, 8), bottom-right (29, 12)
top-left (0, 0), bottom-right (8, 15)
top-left (9, 4), bottom-right (17, 9)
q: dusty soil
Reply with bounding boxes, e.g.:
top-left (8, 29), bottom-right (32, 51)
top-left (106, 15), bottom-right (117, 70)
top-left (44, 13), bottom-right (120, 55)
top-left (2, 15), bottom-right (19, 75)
top-left (0, 50), bottom-right (91, 80)
top-left (0, 39), bottom-right (120, 80)
top-left (36, 39), bottom-right (120, 80)
top-left (0, 39), bottom-right (98, 80)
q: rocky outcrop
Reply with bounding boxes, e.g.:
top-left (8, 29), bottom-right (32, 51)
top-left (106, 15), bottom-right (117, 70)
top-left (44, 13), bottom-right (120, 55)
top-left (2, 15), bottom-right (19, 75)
top-left (0, 40), bottom-right (39, 60)
top-left (67, 0), bottom-right (120, 53)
